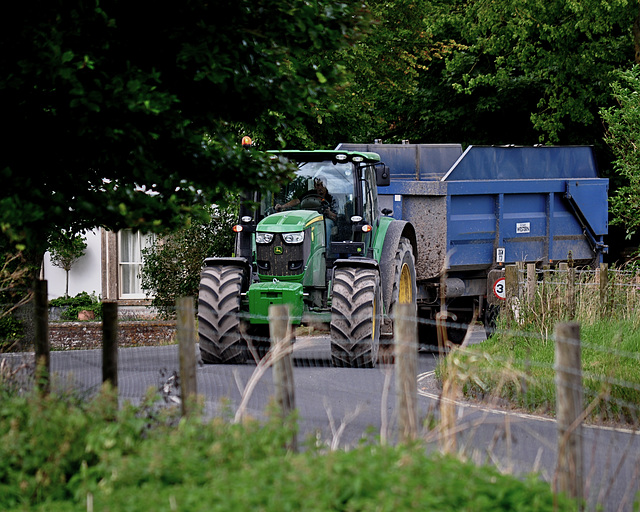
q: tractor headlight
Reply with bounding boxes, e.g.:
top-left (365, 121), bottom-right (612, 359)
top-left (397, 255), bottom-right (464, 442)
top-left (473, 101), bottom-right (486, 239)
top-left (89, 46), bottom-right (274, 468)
top-left (283, 232), bottom-right (304, 244)
top-left (256, 232), bottom-right (274, 244)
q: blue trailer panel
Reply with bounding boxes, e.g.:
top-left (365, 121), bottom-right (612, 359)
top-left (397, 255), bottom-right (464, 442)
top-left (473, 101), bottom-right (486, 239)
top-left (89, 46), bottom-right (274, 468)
top-left (338, 143), bottom-right (609, 281)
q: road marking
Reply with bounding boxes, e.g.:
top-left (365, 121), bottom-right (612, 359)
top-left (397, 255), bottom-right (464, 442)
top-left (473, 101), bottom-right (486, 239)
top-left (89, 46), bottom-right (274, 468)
top-left (417, 371), bottom-right (640, 434)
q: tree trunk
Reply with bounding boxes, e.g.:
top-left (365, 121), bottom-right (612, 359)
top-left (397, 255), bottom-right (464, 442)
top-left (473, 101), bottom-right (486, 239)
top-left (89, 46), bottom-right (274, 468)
top-left (634, 8), bottom-right (640, 63)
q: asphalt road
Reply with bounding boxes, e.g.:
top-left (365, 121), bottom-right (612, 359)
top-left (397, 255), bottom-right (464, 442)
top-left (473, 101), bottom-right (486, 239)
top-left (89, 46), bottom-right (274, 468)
top-left (3, 324), bottom-right (639, 511)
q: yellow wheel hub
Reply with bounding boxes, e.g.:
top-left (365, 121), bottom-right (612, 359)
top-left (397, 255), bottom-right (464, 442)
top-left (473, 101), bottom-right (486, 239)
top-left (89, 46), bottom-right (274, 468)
top-left (399, 263), bottom-right (413, 303)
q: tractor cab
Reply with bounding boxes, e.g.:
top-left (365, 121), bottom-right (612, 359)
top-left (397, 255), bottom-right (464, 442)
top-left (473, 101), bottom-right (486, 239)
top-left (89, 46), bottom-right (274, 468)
top-left (258, 150), bottom-right (388, 262)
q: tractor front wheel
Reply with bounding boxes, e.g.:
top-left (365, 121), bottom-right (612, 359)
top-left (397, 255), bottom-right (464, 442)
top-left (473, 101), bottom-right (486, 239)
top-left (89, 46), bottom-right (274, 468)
top-left (198, 266), bottom-right (246, 364)
top-left (330, 267), bottom-right (382, 368)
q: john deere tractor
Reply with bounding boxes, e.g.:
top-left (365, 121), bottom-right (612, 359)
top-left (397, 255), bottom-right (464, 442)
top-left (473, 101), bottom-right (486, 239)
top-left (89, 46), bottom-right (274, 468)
top-left (198, 149), bottom-right (417, 367)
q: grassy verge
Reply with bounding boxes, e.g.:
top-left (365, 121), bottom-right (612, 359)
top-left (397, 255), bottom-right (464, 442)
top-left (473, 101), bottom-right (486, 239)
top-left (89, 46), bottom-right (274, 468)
top-left (0, 387), bottom-right (575, 512)
top-left (440, 319), bottom-right (640, 424)
top-left (440, 267), bottom-right (640, 424)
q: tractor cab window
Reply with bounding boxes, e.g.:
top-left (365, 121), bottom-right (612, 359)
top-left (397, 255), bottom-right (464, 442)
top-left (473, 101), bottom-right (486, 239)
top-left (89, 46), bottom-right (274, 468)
top-left (361, 165), bottom-right (378, 225)
top-left (260, 161), bottom-right (356, 237)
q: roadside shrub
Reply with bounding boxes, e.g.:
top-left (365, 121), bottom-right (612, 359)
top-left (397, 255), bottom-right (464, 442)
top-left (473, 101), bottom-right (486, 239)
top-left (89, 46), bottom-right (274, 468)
top-left (140, 203), bottom-right (237, 318)
top-left (0, 388), bottom-right (574, 512)
top-left (0, 387), bottom-right (179, 510)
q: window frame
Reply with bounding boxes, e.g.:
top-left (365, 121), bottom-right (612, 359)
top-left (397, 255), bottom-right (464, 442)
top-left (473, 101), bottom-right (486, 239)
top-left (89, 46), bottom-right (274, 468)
top-left (117, 229), bottom-right (154, 299)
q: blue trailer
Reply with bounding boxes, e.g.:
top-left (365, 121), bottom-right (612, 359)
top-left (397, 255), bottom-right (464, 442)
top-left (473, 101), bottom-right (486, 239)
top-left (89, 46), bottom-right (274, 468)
top-left (337, 143), bottom-right (609, 341)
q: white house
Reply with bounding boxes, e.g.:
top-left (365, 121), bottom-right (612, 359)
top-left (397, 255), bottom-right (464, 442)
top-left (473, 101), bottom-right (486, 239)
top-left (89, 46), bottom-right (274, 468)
top-left (43, 228), bottom-right (156, 316)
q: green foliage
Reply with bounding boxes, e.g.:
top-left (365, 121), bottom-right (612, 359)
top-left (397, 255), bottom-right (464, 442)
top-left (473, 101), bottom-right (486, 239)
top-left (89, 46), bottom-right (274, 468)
top-left (0, 389), bottom-right (574, 512)
top-left (47, 231), bottom-right (87, 298)
top-left (0, 251), bottom-right (33, 352)
top-left (601, 65), bottom-right (640, 239)
top-left (0, 388), bottom-right (178, 509)
top-left (47, 232), bottom-right (87, 273)
top-left (0, 1), bottom-right (369, 255)
top-left (49, 292), bottom-right (102, 321)
top-left (139, 205), bottom-right (237, 317)
top-left (0, 316), bottom-right (24, 352)
top-left (442, 0), bottom-right (636, 143)
top-left (298, 0), bottom-right (637, 149)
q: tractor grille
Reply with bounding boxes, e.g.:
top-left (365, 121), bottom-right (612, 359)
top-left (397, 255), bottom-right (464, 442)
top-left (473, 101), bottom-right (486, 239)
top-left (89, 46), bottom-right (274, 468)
top-left (256, 234), bottom-right (304, 277)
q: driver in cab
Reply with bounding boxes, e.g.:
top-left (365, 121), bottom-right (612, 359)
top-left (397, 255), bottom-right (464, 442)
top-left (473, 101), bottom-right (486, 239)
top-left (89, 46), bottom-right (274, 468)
top-left (275, 177), bottom-right (338, 221)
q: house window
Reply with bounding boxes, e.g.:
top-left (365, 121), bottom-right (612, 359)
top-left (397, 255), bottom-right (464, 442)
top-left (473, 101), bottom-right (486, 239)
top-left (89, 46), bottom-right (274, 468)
top-left (118, 230), bottom-right (154, 299)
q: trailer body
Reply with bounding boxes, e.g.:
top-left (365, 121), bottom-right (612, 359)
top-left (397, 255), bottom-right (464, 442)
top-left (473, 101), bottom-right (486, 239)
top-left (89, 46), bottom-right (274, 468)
top-left (337, 143), bottom-right (609, 337)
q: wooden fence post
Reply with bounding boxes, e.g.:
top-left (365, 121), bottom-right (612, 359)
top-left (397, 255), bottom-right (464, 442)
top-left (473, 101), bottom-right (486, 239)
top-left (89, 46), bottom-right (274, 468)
top-left (558, 263), bottom-right (574, 319)
top-left (395, 303), bottom-right (418, 443)
top-left (34, 279), bottom-right (50, 395)
top-left (177, 297), bottom-right (198, 417)
top-left (505, 264), bottom-right (519, 325)
top-left (269, 304), bottom-right (297, 452)
top-left (599, 263), bottom-right (608, 317)
top-left (526, 263), bottom-right (537, 304)
top-left (554, 322), bottom-right (584, 508)
top-left (567, 264), bottom-right (575, 320)
top-left (102, 301), bottom-right (118, 389)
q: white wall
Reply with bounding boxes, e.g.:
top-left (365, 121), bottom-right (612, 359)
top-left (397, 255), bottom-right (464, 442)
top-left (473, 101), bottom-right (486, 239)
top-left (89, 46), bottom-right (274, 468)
top-left (42, 229), bottom-right (102, 301)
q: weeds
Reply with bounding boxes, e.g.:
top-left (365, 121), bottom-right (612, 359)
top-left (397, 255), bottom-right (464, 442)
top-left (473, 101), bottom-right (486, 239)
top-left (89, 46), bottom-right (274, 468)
top-left (445, 266), bottom-right (640, 425)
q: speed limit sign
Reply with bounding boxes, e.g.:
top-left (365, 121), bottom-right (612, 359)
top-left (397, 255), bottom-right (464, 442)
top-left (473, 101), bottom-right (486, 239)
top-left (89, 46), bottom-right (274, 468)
top-left (493, 277), bottom-right (506, 300)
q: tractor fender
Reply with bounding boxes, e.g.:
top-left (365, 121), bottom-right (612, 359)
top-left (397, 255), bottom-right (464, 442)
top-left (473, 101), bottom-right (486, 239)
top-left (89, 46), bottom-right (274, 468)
top-left (331, 257), bottom-right (379, 286)
top-left (379, 221), bottom-right (416, 314)
top-left (332, 256), bottom-right (379, 271)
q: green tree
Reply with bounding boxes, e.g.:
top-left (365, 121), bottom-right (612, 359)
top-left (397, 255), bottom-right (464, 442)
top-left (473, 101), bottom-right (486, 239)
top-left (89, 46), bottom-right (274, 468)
top-left (600, 65), bottom-right (640, 241)
top-left (139, 205), bottom-right (237, 317)
top-left (0, 1), bottom-right (370, 263)
top-left (0, 252), bottom-right (32, 351)
top-left (298, 0), bottom-right (639, 148)
top-left (442, 0), bottom-right (637, 144)
top-left (47, 231), bottom-right (88, 298)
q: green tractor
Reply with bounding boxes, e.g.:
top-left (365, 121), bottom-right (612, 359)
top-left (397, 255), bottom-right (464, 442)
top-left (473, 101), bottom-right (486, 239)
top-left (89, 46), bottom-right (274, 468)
top-left (198, 149), bottom-right (417, 367)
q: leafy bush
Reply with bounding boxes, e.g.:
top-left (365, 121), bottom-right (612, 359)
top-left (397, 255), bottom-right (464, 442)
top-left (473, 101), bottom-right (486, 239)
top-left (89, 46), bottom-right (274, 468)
top-left (0, 250), bottom-right (34, 352)
top-left (0, 388), bottom-right (575, 512)
top-left (49, 292), bottom-right (102, 321)
top-left (0, 315), bottom-right (23, 352)
top-left (140, 204), bottom-right (237, 318)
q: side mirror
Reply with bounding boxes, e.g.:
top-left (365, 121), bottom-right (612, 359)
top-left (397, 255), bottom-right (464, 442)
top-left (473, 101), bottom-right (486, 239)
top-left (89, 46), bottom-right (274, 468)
top-left (376, 164), bottom-right (390, 186)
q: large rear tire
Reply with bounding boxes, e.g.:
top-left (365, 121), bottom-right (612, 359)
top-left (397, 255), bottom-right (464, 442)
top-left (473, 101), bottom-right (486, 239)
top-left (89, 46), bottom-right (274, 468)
top-left (331, 267), bottom-right (382, 368)
top-left (198, 266), bottom-right (246, 364)
top-left (389, 237), bottom-right (417, 334)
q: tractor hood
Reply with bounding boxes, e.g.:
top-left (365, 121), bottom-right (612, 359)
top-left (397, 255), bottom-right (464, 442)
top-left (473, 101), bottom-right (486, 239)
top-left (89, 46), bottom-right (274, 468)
top-left (257, 211), bottom-right (323, 233)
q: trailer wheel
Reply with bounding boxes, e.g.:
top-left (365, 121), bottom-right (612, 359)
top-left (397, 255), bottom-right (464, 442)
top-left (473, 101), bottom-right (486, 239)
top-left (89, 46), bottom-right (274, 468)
top-left (198, 266), bottom-right (246, 364)
top-left (443, 299), bottom-right (475, 345)
top-left (389, 237), bottom-right (417, 333)
top-left (331, 267), bottom-right (382, 368)
top-left (483, 304), bottom-right (500, 339)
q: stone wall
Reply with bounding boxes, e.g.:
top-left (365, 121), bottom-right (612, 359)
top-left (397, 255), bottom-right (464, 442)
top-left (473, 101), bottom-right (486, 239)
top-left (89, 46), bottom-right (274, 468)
top-left (48, 321), bottom-right (177, 350)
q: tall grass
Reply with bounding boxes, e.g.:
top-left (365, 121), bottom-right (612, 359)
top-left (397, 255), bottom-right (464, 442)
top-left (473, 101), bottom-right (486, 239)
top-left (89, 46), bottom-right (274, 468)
top-left (443, 266), bottom-right (640, 424)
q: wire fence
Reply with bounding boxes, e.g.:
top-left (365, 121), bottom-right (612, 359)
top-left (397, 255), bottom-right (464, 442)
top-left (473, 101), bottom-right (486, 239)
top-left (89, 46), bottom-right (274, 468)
top-left (2, 271), bottom-right (640, 511)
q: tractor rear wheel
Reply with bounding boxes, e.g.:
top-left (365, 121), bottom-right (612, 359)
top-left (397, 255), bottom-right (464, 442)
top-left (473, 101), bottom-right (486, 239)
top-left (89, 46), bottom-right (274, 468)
top-left (389, 237), bottom-right (417, 335)
top-left (198, 266), bottom-right (246, 364)
top-left (330, 267), bottom-right (382, 368)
